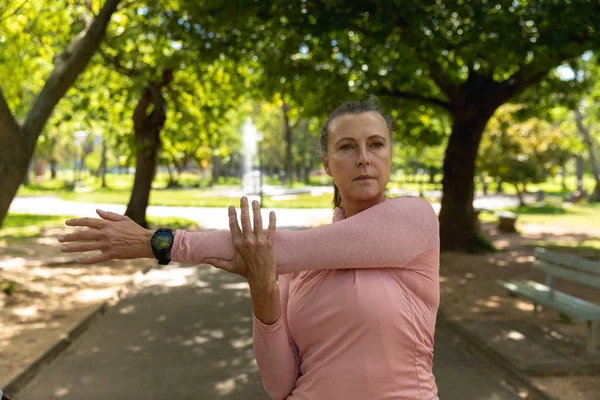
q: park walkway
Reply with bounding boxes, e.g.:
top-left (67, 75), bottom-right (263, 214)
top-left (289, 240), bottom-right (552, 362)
top-left (11, 262), bottom-right (523, 400)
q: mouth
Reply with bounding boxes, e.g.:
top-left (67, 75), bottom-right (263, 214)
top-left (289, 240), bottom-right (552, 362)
top-left (354, 175), bottom-right (376, 181)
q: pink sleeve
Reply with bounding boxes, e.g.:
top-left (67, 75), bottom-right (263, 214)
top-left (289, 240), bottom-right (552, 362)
top-left (252, 274), bottom-right (300, 399)
top-left (170, 196), bottom-right (439, 274)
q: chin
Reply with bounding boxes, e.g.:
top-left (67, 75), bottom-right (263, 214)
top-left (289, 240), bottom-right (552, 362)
top-left (349, 189), bottom-right (381, 203)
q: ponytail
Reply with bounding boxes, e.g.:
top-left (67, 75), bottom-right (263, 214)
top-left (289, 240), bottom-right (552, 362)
top-left (333, 184), bottom-right (341, 208)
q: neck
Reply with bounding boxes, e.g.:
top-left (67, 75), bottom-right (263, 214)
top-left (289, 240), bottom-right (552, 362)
top-left (341, 194), bottom-right (386, 218)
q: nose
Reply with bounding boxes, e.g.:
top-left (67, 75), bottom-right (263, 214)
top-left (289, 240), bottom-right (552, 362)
top-left (356, 146), bottom-right (371, 166)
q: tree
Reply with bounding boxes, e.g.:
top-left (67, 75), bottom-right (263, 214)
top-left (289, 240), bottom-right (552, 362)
top-left (92, 1), bottom-right (255, 226)
top-left (574, 107), bottom-right (600, 201)
top-left (188, 0), bottom-right (600, 251)
top-left (479, 105), bottom-right (571, 206)
top-left (572, 55), bottom-right (600, 201)
top-left (0, 0), bottom-right (123, 227)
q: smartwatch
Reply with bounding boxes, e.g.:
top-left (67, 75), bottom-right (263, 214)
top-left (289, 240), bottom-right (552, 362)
top-left (151, 228), bottom-right (174, 265)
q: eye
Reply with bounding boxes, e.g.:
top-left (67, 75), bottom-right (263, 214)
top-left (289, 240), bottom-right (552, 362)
top-left (340, 144), bottom-right (353, 150)
top-left (371, 142), bottom-right (384, 148)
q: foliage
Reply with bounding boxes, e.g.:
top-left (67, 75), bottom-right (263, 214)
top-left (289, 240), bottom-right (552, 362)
top-left (479, 105), bottom-right (572, 187)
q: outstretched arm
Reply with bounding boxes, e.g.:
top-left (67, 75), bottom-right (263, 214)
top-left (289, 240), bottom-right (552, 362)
top-left (172, 196), bottom-right (439, 274)
top-left (58, 196), bottom-right (438, 274)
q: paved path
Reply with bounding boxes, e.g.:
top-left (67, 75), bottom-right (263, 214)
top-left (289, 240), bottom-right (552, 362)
top-left (14, 263), bottom-right (521, 400)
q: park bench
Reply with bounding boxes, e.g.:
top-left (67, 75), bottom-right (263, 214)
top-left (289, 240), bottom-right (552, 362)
top-left (498, 247), bottom-right (600, 353)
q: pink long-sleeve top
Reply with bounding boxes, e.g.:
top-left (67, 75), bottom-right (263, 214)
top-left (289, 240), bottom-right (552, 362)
top-left (170, 196), bottom-right (440, 400)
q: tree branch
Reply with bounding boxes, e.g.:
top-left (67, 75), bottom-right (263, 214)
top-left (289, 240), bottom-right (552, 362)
top-left (377, 86), bottom-right (453, 112)
top-left (20, 0), bottom-right (123, 154)
top-left (427, 60), bottom-right (461, 104)
top-left (0, 0), bottom-right (29, 23)
top-left (0, 87), bottom-right (22, 145)
top-left (497, 61), bottom-right (561, 105)
top-left (117, 0), bottom-right (137, 11)
top-left (98, 46), bottom-right (142, 77)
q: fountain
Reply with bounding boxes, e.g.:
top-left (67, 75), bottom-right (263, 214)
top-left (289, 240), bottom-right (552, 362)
top-left (241, 118), bottom-right (261, 195)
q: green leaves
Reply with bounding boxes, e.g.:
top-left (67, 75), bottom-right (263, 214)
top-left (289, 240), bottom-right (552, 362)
top-left (479, 104), bottom-right (571, 185)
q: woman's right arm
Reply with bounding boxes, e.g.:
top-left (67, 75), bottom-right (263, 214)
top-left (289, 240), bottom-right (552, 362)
top-left (253, 274), bottom-right (300, 399)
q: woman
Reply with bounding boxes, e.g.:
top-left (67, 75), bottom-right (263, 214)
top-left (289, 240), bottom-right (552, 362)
top-left (59, 101), bottom-right (440, 399)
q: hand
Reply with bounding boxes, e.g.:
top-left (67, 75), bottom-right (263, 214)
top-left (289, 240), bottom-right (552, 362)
top-left (58, 209), bottom-right (154, 264)
top-left (206, 197), bottom-right (280, 325)
top-left (205, 197), bottom-right (277, 287)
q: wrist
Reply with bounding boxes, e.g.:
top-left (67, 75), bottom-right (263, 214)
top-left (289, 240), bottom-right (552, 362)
top-left (143, 229), bottom-right (154, 258)
top-left (249, 280), bottom-right (281, 325)
top-left (248, 275), bottom-right (278, 294)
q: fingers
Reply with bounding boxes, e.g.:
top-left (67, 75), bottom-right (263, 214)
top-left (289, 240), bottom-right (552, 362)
top-left (240, 197), bottom-right (252, 239)
top-left (96, 209), bottom-right (128, 222)
top-left (252, 200), bottom-right (263, 235)
top-left (65, 217), bottom-right (105, 229)
top-left (267, 211), bottom-right (276, 244)
top-left (58, 230), bottom-right (103, 243)
top-left (228, 205), bottom-right (242, 239)
top-left (60, 241), bottom-right (107, 253)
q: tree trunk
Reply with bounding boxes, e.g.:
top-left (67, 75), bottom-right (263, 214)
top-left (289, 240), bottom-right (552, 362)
top-left (166, 163), bottom-right (176, 187)
top-left (439, 108), bottom-right (495, 252)
top-left (50, 159), bottom-right (58, 180)
top-left (124, 70), bottom-right (173, 228)
top-left (575, 108), bottom-right (600, 202)
top-left (575, 155), bottom-right (584, 192)
top-left (0, 0), bottom-right (122, 228)
top-left (496, 179), bottom-right (504, 194)
top-left (282, 102), bottom-right (293, 187)
top-left (514, 183), bottom-right (525, 207)
top-left (125, 137), bottom-right (160, 228)
top-left (429, 169), bottom-right (436, 184)
top-left (23, 160), bottom-right (32, 185)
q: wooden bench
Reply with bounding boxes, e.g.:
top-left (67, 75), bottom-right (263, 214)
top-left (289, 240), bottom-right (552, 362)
top-left (498, 247), bottom-right (600, 353)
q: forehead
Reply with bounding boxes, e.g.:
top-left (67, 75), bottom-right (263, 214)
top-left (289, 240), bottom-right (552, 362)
top-left (329, 112), bottom-right (389, 139)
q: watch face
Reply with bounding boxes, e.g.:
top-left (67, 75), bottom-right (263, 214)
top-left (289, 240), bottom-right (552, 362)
top-left (152, 230), bottom-right (173, 250)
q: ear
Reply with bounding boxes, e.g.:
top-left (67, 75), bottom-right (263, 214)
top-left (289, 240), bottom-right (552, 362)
top-left (322, 156), bottom-right (332, 177)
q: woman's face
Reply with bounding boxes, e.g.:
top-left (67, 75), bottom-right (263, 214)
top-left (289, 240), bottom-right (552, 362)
top-left (323, 111), bottom-right (392, 206)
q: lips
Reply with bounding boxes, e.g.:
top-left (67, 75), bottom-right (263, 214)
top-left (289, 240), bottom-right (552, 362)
top-left (354, 175), bottom-right (376, 181)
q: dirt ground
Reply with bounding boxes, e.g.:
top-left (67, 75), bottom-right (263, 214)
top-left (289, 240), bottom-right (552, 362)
top-left (440, 223), bottom-right (600, 400)
top-left (1, 221), bottom-right (599, 399)
top-left (0, 226), bottom-right (156, 387)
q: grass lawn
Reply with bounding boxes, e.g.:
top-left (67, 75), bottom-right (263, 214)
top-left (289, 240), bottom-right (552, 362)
top-left (479, 201), bottom-right (600, 259)
top-left (515, 202), bottom-right (599, 230)
top-left (262, 193), bottom-right (334, 209)
top-left (16, 170), bottom-right (598, 209)
top-left (478, 201), bottom-right (600, 229)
